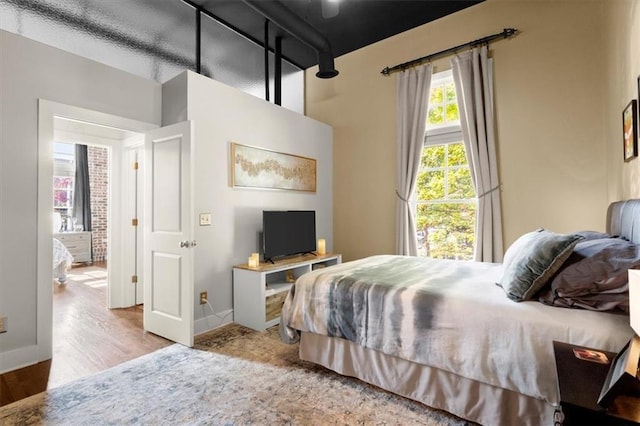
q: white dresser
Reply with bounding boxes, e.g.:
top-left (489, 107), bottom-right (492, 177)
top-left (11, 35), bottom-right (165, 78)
top-left (54, 231), bottom-right (92, 263)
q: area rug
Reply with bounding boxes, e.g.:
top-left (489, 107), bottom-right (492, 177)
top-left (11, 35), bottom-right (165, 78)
top-left (0, 324), bottom-right (469, 425)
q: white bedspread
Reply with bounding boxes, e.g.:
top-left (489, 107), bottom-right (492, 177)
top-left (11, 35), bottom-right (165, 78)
top-left (53, 238), bottom-right (73, 270)
top-left (281, 255), bottom-right (634, 404)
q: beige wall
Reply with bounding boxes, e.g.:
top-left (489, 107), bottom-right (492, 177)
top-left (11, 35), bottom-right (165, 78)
top-left (306, 0), bottom-right (632, 262)
top-left (603, 1), bottom-right (640, 201)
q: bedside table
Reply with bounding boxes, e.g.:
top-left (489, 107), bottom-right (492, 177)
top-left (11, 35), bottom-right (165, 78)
top-left (553, 341), bottom-right (640, 425)
top-left (54, 231), bottom-right (92, 263)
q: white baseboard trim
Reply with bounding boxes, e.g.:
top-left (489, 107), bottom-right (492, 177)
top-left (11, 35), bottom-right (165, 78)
top-left (194, 308), bottom-right (234, 336)
top-left (0, 344), bottom-right (46, 375)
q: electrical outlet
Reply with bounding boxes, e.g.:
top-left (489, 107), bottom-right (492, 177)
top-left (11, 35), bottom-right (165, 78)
top-left (0, 315), bottom-right (7, 334)
top-left (200, 292), bottom-right (208, 305)
top-left (199, 213), bottom-right (212, 226)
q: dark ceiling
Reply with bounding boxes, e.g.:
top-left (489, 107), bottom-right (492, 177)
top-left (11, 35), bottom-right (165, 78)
top-left (190, 0), bottom-right (484, 70)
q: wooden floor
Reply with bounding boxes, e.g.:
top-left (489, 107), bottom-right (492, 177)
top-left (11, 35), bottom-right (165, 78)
top-left (0, 263), bottom-right (171, 407)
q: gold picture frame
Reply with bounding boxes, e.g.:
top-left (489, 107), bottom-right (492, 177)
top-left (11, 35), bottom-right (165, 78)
top-left (230, 142), bottom-right (316, 192)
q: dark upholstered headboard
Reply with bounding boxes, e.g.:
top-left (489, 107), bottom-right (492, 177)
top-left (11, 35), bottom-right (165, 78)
top-left (606, 199), bottom-right (640, 244)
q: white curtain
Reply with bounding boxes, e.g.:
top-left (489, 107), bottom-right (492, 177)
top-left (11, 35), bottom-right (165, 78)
top-left (451, 45), bottom-right (503, 262)
top-left (396, 64), bottom-right (432, 256)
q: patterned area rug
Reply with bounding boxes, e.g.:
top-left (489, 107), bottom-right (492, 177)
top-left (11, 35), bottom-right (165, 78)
top-left (0, 324), bottom-right (468, 425)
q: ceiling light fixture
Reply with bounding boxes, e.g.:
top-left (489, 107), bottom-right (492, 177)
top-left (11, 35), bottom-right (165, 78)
top-left (321, 0), bottom-right (340, 19)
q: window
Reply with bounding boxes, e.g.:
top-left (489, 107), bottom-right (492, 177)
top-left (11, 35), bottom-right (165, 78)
top-left (53, 176), bottom-right (73, 210)
top-left (415, 71), bottom-right (476, 260)
top-left (53, 142), bottom-right (75, 218)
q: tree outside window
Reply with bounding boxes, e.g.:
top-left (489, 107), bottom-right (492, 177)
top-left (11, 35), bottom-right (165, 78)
top-left (415, 72), bottom-right (476, 260)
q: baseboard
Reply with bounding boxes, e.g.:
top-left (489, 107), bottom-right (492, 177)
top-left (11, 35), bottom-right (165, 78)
top-left (194, 308), bottom-right (234, 336)
top-left (0, 344), bottom-right (45, 375)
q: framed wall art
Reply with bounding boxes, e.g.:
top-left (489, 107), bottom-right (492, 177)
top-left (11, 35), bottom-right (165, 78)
top-left (230, 142), bottom-right (317, 192)
top-left (623, 99), bottom-right (637, 162)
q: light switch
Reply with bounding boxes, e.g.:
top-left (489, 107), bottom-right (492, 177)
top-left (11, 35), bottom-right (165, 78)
top-left (199, 213), bottom-right (212, 226)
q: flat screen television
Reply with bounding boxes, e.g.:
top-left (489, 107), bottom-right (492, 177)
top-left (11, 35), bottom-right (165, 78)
top-left (263, 210), bottom-right (316, 262)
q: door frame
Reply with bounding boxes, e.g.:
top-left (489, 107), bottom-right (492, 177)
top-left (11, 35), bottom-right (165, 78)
top-left (122, 140), bottom-right (145, 305)
top-left (36, 99), bottom-right (157, 362)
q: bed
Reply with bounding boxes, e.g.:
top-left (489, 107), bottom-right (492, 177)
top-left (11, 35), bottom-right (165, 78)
top-left (280, 200), bottom-right (640, 425)
top-left (53, 237), bottom-right (74, 284)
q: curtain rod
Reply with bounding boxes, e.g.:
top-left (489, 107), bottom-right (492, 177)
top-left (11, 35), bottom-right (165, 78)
top-left (380, 28), bottom-right (519, 76)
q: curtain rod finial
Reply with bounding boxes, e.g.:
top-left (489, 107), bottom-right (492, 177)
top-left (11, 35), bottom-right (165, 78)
top-left (381, 67), bottom-right (391, 76)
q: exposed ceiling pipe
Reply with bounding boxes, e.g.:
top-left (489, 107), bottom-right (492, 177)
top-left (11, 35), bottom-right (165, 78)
top-left (241, 0), bottom-right (339, 79)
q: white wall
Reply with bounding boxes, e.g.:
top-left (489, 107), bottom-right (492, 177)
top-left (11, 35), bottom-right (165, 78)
top-left (0, 31), bottom-right (332, 372)
top-left (162, 71), bottom-right (333, 332)
top-left (0, 30), bottom-right (161, 372)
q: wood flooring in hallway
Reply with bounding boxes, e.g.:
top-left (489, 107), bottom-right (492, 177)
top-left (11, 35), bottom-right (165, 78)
top-left (0, 263), bottom-right (171, 406)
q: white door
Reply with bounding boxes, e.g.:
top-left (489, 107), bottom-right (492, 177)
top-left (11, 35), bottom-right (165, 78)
top-left (123, 145), bottom-right (145, 306)
top-left (143, 121), bottom-right (194, 346)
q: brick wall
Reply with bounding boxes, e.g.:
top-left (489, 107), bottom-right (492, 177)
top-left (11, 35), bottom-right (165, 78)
top-left (88, 146), bottom-right (108, 261)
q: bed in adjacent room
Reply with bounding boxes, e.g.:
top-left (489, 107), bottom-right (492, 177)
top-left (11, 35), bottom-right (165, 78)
top-left (280, 200), bottom-right (640, 425)
top-left (53, 237), bottom-right (74, 284)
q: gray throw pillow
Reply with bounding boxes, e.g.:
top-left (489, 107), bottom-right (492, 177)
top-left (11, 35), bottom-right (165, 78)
top-left (499, 229), bottom-right (583, 302)
top-left (537, 237), bottom-right (640, 312)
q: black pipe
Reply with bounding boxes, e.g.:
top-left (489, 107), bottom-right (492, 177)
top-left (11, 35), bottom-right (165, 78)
top-left (181, 0), bottom-right (304, 71)
top-left (264, 20), bottom-right (270, 101)
top-left (196, 8), bottom-right (201, 74)
top-left (275, 36), bottom-right (282, 105)
top-left (241, 0), bottom-right (338, 79)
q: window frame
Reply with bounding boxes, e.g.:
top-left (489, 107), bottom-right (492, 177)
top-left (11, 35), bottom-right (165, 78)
top-left (415, 70), bottom-right (472, 205)
top-left (53, 142), bottom-right (75, 216)
top-left (413, 70), bottom-right (476, 259)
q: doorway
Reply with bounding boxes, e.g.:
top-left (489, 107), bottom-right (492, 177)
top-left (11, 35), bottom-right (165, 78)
top-left (50, 116), bottom-right (155, 385)
top-left (37, 100), bottom-right (158, 366)
top-left (52, 117), bottom-right (144, 306)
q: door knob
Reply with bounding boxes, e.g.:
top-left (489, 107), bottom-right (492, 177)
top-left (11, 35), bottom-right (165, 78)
top-left (179, 240), bottom-right (196, 248)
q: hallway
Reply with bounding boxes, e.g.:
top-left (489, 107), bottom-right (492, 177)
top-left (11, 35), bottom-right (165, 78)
top-left (0, 263), bottom-right (171, 406)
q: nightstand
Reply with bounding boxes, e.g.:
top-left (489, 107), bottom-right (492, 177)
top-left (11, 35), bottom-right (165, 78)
top-left (553, 341), bottom-right (640, 425)
top-left (54, 231), bottom-right (92, 263)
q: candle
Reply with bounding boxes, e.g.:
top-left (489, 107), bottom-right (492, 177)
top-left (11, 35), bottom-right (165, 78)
top-left (248, 253), bottom-right (259, 268)
top-left (317, 238), bottom-right (326, 255)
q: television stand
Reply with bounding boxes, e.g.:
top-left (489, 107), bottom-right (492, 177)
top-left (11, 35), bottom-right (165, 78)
top-left (233, 253), bottom-right (342, 331)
